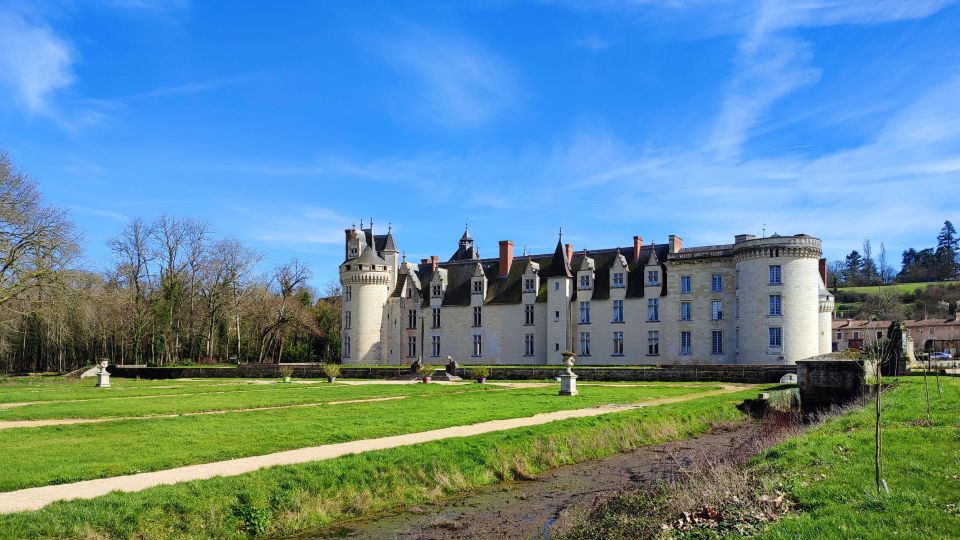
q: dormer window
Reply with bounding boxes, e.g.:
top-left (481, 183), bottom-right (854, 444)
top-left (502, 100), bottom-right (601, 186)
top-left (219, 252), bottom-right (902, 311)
top-left (647, 270), bottom-right (659, 286)
top-left (472, 280), bottom-right (483, 294)
top-left (612, 272), bottom-right (624, 288)
top-left (523, 278), bottom-right (535, 293)
top-left (579, 275), bottom-right (591, 289)
top-left (406, 288), bottom-right (414, 299)
top-left (432, 284), bottom-right (442, 297)
top-left (350, 247), bottom-right (358, 257)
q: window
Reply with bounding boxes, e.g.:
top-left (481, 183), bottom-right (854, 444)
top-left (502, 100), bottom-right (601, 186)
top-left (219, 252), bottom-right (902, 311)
top-left (712, 330), bottom-right (723, 355)
top-left (680, 275), bottom-right (691, 293)
top-left (524, 278), bottom-right (535, 293)
top-left (406, 288), bottom-right (414, 299)
top-left (647, 331), bottom-right (659, 356)
top-left (432, 308), bottom-right (441, 328)
top-left (769, 327), bottom-right (782, 348)
top-left (431, 335), bottom-right (440, 357)
top-left (647, 270), bottom-right (659, 285)
top-left (524, 333), bottom-right (535, 356)
top-left (853, 331), bottom-right (860, 340)
top-left (344, 311), bottom-right (351, 330)
top-left (554, 310), bottom-right (560, 322)
top-left (711, 300), bottom-right (723, 321)
top-left (647, 298), bottom-right (659, 321)
top-left (613, 331), bottom-right (624, 355)
top-left (432, 284), bottom-right (442, 297)
top-left (579, 275), bottom-right (591, 289)
top-left (525, 304), bottom-right (535, 325)
top-left (769, 294), bottom-right (782, 316)
top-left (407, 309), bottom-right (417, 329)
top-left (344, 286), bottom-right (352, 302)
top-left (473, 280), bottom-right (483, 294)
top-left (473, 306), bottom-right (482, 327)
top-left (580, 302), bottom-right (591, 324)
top-left (579, 332), bottom-right (591, 356)
top-left (680, 331), bottom-right (691, 356)
top-left (612, 272), bottom-right (624, 288)
top-left (736, 297), bottom-right (740, 319)
top-left (343, 336), bottom-right (350, 358)
top-left (711, 274), bottom-right (723, 292)
top-left (877, 331), bottom-right (883, 339)
top-left (554, 282), bottom-right (560, 291)
top-left (407, 336), bottom-right (417, 358)
top-left (769, 265), bottom-right (782, 285)
top-left (472, 334), bottom-right (482, 357)
top-left (836, 331), bottom-right (842, 339)
top-left (680, 302), bottom-right (691, 321)
top-left (612, 300), bottom-right (624, 323)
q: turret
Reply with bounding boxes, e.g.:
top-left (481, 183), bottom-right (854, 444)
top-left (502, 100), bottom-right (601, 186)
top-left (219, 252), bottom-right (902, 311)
top-left (543, 232), bottom-right (573, 363)
top-left (339, 244), bottom-right (392, 364)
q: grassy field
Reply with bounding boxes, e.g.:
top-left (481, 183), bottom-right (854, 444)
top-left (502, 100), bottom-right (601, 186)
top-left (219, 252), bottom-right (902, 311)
top-left (754, 376), bottom-right (960, 538)
top-left (0, 377), bottom-right (765, 539)
top-left (838, 280), bottom-right (960, 295)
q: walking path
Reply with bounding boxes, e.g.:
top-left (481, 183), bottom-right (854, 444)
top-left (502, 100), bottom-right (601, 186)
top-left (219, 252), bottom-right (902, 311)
top-left (0, 385), bottom-right (748, 514)
top-left (0, 396), bottom-right (407, 431)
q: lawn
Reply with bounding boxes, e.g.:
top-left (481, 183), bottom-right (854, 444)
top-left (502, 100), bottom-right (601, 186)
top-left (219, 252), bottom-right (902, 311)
top-left (755, 376), bottom-right (960, 538)
top-left (0, 380), bottom-right (765, 539)
top-left (0, 378), bottom-right (729, 491)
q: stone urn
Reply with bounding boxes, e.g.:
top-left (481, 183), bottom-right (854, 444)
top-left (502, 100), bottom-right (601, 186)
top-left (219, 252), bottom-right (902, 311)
top-left (95, 360), bottom-right (112, 388)
top-left (559, 352), bottom-right (578, 396)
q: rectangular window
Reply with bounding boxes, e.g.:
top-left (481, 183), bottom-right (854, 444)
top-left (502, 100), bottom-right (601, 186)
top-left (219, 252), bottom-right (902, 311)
top-left (648, 331), bottom-right (659, 356)
top-left (554, 310), bottom-right (560, 322)
top-left (407, 336), bottom-right (417, 358)
top-left (407, 309), bottom-right (417, 329)
top-left (769, 265), bottom-right (782, 285)
top-left (836, 331), bottom-right (842, 339)
top-left (344, 311), bottom-right (351, 330)
top-left (711, 274), bottom-right (723, 292)
top-left (524, 333), bottom-right (535, 356)
top-left (712, 330), bottom-right (723, 355)
top-left (524, 278), bottom-right (535, 293)
top-left (472, 334), bottom-right (482, 357)
top-left (647, 298), bottom-right (659, 321)
top-left (612, 272), bottom-right (624, 288)
top-left (432, 284), bottom-right (442, 297)
top-left (432, 308), bottom-right (441, 328)
top-left (853, 331), bottom-right (860, 340)
top-left (525, 304), bottom-right (535, 325)
top-left (431, 335), bottom-right (440, 357)
top-left (680, 331), bottom-right (691, 356)
top-left (344, 286), bottom-right (352, 302)
top-left (406, 288), bottom-right (414, 299)
top-left (769, 327), bottom-right (782, 348)
top-left (613, 331), bottom-right (624, 355)
top-left (555, 282), bottom-right (560, 291)
top-left (769, 294), bottom-right (782, 316)
top-left (580, 301), bottom-right (591, 324)
top-left (343, 336), bottom-right (351, 358)
top-left (612, 300), bottom-right (624, 323)
top-left (680, 275), bottom-right (691, 293)
top-left (680, 302), bottom-right (691, 321)
top-left (579, 275), bottom-right (591, 289)
top-left (473, 280), bottom-right (483, 294)
top-left (711, 300), bottom-right (723, 321)
top-left (647, 270), bottom-right (659, 285)
top-left (473, 306), bottom-right (482, 327)
top-left (579, 332), bottom-right (591, 356)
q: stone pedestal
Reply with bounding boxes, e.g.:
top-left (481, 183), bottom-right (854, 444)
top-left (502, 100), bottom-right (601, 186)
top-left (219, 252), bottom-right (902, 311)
top-left (96, 370), bottom-right (111, 388)
top-left (559, 373), bottom-right (578, 396)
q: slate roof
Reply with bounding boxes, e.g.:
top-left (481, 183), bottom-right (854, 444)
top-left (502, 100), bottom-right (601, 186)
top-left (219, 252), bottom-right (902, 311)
top-left (355, 245), bottom-right (387, 266)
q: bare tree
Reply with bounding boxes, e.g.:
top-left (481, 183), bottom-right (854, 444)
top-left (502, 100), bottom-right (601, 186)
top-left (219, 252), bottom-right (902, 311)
top-left (258, 260), bottom-right (311, 363)
top-left (107, 218), bottom-right (156, 364)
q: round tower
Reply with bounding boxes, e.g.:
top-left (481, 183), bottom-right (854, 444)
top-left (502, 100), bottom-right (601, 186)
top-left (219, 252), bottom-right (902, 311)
top-left (819, 287), bottom-right (835, 355)
top-left (734, 234), bottom-right (822, 365)
top-left (339, 246), bottom-right (392, 364)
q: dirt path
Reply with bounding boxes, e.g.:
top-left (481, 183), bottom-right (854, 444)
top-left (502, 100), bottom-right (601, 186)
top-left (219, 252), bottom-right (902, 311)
top-left (0, 396), bottom-right (408, 431)
top-left (0, 386), bottom-right (749, 514)
top-left (302, 423), bottom-right (762, 540)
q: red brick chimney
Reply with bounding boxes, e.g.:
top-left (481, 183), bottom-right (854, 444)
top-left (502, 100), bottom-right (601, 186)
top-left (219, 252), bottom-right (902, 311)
top-left (565, 243), bottom-right (574, 265)
top-left (632, 236), bottom-right (644, 261)
top-left (668, 234), bottom-right (683, 254)
top-left (431, 255), bottom-right (439, 272)
top-left (498, 240), bottom-right (514, 278)
top-left (420, 258), bottom-right (430, 265)
top-left (819, 258), bottom-right (827, 285)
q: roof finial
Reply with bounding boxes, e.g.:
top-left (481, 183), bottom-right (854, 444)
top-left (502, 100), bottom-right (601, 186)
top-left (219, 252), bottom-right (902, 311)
top-left (558, 226), bottom-right (563, 240)
top-left (352, 221), bottom-right (356, 230)
top-left (388, 221), bottom-right (392, 233)
top-left (360, 218), bottom-right (364, 229)
top-left (401, 251), bottom-right (406, 263)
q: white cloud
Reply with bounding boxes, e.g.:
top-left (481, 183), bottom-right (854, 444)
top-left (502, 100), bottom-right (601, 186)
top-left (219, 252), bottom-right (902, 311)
top-left (0, 11), bottom-right (75, 114)
top-left (574, 35), bottom-right (611, 50)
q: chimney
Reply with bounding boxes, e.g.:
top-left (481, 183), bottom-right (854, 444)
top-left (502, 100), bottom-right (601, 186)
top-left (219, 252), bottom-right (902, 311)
top-left (345, 229), bottom-right (356, 260)
top-left (420, 258), bottom-right (430, 265)
top-left (565, 243), bottom-right (574, 265)
top-left (498, 240), bottom-right (514, 278)
top-left (819, 258), bottom-right (827, 285)
top-left (668, 234), bottom-right (683, 254)
top-left (633, 236), bottom-right (644, 261)
top-left (431, 255), bottom-right (439, 272)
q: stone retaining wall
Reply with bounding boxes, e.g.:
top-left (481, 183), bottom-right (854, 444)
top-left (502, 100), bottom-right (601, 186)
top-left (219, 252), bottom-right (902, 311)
top-left (796, 358), bottom-right (865, 412)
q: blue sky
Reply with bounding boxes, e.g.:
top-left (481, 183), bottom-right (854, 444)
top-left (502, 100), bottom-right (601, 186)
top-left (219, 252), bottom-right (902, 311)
top-left (1, 0), bottom-right (959, 287)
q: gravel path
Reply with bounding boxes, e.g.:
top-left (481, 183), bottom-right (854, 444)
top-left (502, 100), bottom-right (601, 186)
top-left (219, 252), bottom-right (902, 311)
top-left (0, 385), bottom-right (748, 514)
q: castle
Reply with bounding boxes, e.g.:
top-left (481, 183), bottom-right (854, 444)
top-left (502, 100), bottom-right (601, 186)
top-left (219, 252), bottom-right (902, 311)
top-left (339, 221), bottom-right (835, 366)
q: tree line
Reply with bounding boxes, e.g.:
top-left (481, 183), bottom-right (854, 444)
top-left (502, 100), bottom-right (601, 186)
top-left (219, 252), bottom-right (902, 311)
top-left (827, 221), bottom-right (959, 288)
top-left (1, 151), bottom-right (341, 374)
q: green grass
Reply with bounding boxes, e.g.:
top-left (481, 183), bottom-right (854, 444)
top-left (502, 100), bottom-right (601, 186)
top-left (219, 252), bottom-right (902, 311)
top-left (754, 377), bottom-right (960, 539)
top-left (837, 280), bottom-right (960, 295)
top-left (0, 385), bottom-right (765, 539)
top-left (0, 380), bottom-right (723, 491)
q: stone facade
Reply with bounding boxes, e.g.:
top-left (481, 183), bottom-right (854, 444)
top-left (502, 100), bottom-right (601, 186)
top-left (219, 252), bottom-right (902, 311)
top-left (340, 224), bottom-right (834, 366)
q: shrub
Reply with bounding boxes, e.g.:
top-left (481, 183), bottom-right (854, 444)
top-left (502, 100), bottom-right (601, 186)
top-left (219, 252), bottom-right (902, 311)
top-left (472, 366), bottom-right (490, 379)
top-left (418, 364), bottom-right (436, 377)
top-left (322, 363), bottom-right (341, 378)
top-left (231, 492), bottom-right (271, 537)
top-left (278, 367), bottom-right (294, 379)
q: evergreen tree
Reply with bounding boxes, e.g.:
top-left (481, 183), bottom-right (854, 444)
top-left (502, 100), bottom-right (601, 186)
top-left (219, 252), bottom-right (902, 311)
top-left (845, 250), bottom-right (864, 285)
top-left (936, 220), bottom-right (959, 279)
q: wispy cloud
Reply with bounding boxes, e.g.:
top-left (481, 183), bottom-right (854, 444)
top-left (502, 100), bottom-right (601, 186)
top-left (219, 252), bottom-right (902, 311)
top-left (375, 26), bottom-right (518, 128)
top-left (0, 10), bottom-right (74, 115)
top-left (574, 35), bottom-right (610, 50)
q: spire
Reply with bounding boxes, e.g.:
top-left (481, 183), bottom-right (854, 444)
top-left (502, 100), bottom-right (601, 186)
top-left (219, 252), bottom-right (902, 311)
top-left (542, 237), bottom-right (572, 278)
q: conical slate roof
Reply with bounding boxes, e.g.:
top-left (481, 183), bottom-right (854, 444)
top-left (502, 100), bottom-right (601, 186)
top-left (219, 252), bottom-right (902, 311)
top-left (541, 239), bottom-right (572, 278)
top-left (355, 245), bottom-right (387, 266)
